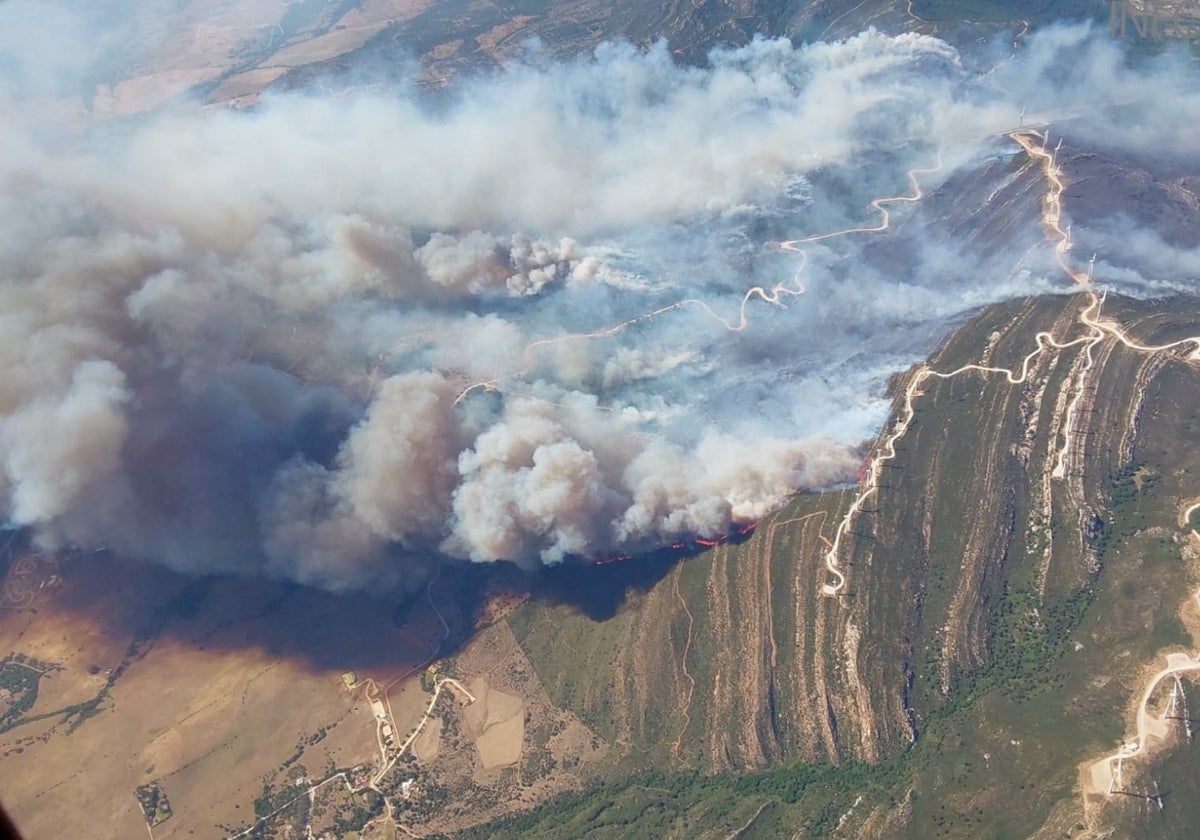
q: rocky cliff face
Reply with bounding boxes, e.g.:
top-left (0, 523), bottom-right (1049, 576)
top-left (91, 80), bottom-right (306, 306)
top-left (475, 135), bottom-right (1200, 838)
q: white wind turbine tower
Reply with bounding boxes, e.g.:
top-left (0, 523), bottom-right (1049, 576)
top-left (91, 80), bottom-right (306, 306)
top-left (1180, 675), bottom-right (1192, 741)
top-left (1165, 677), bottom-right (1180, 720)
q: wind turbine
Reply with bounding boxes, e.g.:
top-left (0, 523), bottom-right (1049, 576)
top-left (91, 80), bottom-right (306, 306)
top-left (1165, 678), bottom-right (1180, 719)
top-left (1151, 780), bottom-right (1165, 812)
top-left (1018, 105), bottom-right (1026, 129)
top-left (1088, 253), bottom-right (1096, 281)
top-left (1179, 676), bottom-right (1192, 741)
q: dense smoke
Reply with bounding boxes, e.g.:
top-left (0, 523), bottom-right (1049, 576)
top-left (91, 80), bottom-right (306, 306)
top-left (1, 7), bottom-right (1198, 589)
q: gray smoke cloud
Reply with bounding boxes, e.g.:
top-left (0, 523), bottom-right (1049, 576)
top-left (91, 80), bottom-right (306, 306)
top-left (1, 8), bottom-right (1198, 590)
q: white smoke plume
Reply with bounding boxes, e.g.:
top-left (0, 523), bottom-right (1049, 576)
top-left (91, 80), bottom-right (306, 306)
top-left (415, 233), bottom-right (584, 297)
top-left (1, 8), bottom-right (1198, 590)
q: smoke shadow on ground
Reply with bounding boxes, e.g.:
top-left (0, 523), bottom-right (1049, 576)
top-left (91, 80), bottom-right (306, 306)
top-left (515, 531), bottom-right (758, 621)
top-left (40, 553), bottom-right (441, 675)
top-left (10, 535), bottom-right (744, 681)
top-left (524, 552), bottom-right (683, 622)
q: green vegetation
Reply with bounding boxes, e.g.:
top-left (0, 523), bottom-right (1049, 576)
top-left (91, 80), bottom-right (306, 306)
top-left (332, 789), bottom-right (384, 835)
top-left (0, 663), bottom-right (40, 719)
top-left (254, 781), bottom-right (298, 820)
top-left (463, 296), bottom-right (1200, 838)
top-left (134, 782), bottom-right (173, 826)
top-left (1, 579), bottom-right (220, 738)
top-left (457, 567), bottom-right (1110, 839)
top-left (236, 761), bottom-right (396, 839)
top-left (445, 768), bottom-right (869, 840)
top-left (243, 776), bottom-right (313, 839)
top-left (0, 655), bottom-right (56, 733)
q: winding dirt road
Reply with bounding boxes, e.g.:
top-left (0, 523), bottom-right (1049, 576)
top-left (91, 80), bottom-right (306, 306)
top-left (455, 151), bottom-right (945, 407)
top-left (821, 129), bottom-right (1200, 599)
top-left (811, 128), bottom-right (1200, 809)
top-left (802, 125), bottom-right (1200, 812)
top-left (1087, 645), bottom-right (1200, 797)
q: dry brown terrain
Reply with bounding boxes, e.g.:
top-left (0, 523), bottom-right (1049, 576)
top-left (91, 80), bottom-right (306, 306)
top-left (78, 0), bottom-right (914, 114)
top-left (0, 554), bottom-right (441, 839)
top-left (88, 0), bottom-right (432, 113)
top-left (463, 677), bottom-right (524, 770)
top-left (412, 714), bottom-right (442, 762)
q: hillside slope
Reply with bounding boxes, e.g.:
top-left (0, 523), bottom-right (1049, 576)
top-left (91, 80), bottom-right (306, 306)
top-left (454, 288), bottom-right (1200, 839)
top-left (443, 126), bottom-right (1200, 836)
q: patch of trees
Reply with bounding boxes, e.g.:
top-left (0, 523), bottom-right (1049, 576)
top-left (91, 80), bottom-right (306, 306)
top-left (448, 762), bottom-right (899, 839)
top-left (330, 790), bottom-right (383, 835)
top-left (134, 782), bottom-right (173, 826)
top-left (0, 657), bottom-right (53, 732)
